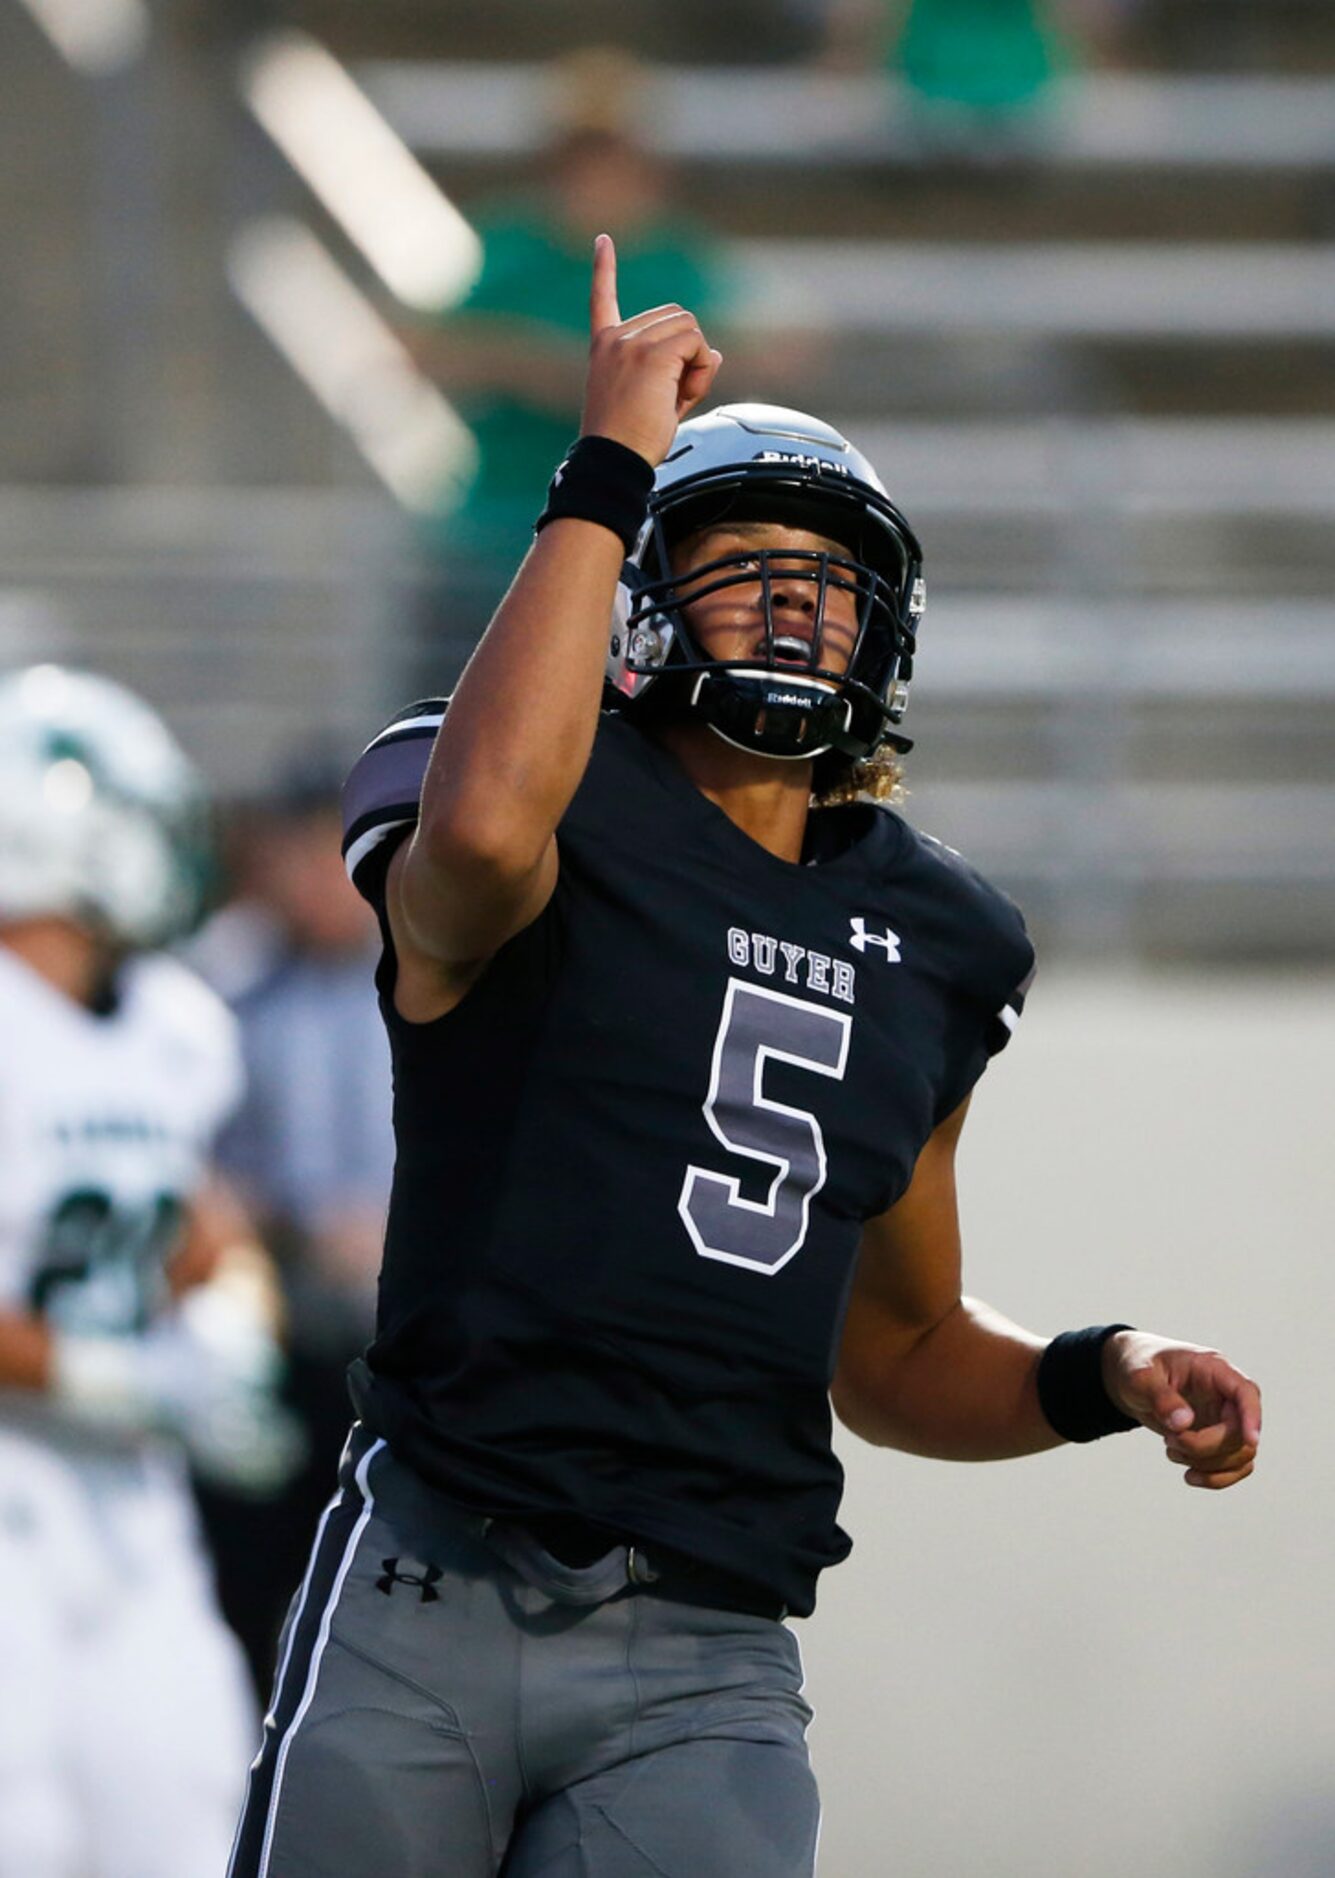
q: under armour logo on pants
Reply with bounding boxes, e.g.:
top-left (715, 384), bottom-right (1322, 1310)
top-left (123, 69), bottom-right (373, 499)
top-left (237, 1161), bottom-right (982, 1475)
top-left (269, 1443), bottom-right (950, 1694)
top-left (376, 1558), bottom-right (442, 1602)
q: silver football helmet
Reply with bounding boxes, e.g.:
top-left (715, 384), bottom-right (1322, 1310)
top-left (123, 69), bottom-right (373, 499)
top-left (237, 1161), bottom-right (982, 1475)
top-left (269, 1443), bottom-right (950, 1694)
top-left (0, 665), bottom-right (211, 948)
top-left (606, 403), bottom-right (925, 764)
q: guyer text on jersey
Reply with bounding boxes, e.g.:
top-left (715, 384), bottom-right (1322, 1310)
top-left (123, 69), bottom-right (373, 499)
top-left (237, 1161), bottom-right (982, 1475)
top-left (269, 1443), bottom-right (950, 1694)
top-left (726, 927), bottom-right (856, 1006)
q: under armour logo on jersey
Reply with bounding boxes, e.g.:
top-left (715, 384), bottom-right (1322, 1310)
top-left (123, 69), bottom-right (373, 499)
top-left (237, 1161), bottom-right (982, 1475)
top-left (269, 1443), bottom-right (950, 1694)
top-left (849, 918), bottom-right (901, 961)
top-left (376, 1558), bottom-right (442, 1602)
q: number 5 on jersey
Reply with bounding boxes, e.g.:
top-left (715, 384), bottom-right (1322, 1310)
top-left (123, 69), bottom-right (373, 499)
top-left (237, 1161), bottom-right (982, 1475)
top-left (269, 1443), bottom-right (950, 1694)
top-left (678, 979), bottom-right (852, 1274)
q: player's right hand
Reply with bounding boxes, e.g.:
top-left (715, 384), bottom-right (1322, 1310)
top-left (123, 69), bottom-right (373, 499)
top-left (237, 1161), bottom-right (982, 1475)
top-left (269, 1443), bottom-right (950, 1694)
top-left (580, 232), bottom-right (722, 468)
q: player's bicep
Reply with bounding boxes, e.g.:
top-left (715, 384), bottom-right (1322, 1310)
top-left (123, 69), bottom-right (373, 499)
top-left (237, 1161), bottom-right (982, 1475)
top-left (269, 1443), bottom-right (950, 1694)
top-left (386, 829), bottom-right (559, 1022)
top-left (833, 1098), bottom-right (970, 1406)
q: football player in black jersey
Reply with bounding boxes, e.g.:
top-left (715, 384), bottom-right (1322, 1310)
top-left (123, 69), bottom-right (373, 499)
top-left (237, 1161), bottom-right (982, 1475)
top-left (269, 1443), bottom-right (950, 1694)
top-left (230, 236), bottom-right (1261, 1878)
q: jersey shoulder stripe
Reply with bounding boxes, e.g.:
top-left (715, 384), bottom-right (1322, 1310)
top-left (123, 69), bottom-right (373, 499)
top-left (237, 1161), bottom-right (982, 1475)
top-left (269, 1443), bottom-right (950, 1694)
top-left (341, 700), bottom-right (445, 895)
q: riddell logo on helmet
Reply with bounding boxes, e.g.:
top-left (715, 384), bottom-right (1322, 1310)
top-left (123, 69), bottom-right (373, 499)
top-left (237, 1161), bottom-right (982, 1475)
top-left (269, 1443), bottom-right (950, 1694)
top-left (756, 451), bottom-right (851, 476)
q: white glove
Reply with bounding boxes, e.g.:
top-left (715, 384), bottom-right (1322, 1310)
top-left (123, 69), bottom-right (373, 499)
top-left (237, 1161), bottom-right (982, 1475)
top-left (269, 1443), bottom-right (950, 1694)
top-left (53, 1283), bottom-right (307, 1495)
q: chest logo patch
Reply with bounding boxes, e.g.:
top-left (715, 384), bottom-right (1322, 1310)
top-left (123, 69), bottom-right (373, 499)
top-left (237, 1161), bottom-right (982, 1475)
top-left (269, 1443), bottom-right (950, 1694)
top-left (849, 917), bottom-right (901, 962)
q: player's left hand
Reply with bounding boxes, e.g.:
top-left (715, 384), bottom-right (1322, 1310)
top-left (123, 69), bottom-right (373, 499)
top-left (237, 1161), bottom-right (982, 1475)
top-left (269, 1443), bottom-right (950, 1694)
top-left (1101, 1330), bottom-right (1261, 1490)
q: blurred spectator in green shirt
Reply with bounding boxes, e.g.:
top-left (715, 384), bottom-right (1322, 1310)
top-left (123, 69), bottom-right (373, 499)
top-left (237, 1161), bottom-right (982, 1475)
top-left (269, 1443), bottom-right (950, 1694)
top-left (819, 0), bottom-right (1109, 142)
top-left (403, 50), bottom-right (733, 678)
top-left (901, 0), bottom-right (1064, 112)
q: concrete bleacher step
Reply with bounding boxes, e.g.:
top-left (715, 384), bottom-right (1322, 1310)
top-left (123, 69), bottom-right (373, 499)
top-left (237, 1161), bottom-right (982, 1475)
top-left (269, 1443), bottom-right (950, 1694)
top-left (736, 241), bottom-right (1335, 337)
top-left (845, 419), bottom-right (1335, 513)
top-left (266, 0), bottom-right (1335, 72)
top-left (362, 64), bottom-right (1335, 173)
top-left (373, 63), bottom-right (1335, 242)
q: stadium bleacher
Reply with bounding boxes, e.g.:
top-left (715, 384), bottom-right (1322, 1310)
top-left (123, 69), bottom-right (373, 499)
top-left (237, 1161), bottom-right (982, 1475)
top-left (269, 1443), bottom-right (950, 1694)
top-left (1, 0), bottom-right (1332, 959)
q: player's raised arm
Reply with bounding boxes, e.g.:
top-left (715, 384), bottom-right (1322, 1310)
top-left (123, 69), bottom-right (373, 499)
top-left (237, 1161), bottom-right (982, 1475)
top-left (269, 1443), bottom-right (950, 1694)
top-left (389, 235), bottom-right (722, 1014)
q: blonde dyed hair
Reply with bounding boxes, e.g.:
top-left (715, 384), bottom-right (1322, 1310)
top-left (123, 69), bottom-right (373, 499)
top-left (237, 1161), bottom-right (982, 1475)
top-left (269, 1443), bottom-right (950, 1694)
top-left (812, 746), bottom-right (906, 810)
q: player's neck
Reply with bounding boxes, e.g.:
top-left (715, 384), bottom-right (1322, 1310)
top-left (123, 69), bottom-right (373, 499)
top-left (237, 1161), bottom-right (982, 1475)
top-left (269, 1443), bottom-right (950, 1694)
top-left (0, 918), bottom-right (107, 1008)
top-left (651, 720), bottom-right (812, 864)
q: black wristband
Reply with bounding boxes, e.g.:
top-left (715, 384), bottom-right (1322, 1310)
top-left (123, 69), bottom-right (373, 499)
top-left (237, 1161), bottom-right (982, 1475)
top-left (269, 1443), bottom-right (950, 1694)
top-left (1036, 1325), bottom-right (1140, 1443)
top-left (535, 434), bottom-right (656, 557)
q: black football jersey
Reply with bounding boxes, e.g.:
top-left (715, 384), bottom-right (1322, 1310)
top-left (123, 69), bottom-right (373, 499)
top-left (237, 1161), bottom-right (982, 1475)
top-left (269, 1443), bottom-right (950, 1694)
top-left (341, 706), bottom-right (1034, 1615)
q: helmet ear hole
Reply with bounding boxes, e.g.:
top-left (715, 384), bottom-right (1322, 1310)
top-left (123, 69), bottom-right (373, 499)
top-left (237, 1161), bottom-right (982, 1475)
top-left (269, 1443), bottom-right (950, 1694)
top-left (606, 563), bottom-right (676, 709)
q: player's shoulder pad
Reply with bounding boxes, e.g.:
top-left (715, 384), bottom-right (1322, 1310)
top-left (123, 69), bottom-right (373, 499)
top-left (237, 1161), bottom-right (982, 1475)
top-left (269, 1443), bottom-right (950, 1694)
top-left (905, 822), bottom-right (1036, 1024)
top-left (341, 698), bottom-right (446, 902)
top-left (913, 825), bottom-right (1027, 934)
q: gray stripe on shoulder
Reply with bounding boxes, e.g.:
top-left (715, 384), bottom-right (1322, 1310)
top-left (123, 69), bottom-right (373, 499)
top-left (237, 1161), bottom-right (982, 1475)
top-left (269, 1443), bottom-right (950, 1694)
top-left (342, 737), bottom-right (434, 841)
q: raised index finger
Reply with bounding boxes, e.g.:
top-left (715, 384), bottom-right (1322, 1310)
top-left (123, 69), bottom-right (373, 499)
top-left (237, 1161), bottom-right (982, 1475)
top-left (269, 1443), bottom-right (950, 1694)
top-left (590, 233), bottom-right (621, 336)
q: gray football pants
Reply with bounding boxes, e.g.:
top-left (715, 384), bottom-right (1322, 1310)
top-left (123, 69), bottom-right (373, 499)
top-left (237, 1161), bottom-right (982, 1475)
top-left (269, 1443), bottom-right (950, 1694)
top-left (228, 1427), bottom-right (821, 1877)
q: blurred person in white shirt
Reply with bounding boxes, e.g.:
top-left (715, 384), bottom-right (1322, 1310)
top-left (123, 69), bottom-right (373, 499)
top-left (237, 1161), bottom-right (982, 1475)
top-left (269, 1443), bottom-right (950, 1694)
top-left (0, 664), bottom-right (298, 1878)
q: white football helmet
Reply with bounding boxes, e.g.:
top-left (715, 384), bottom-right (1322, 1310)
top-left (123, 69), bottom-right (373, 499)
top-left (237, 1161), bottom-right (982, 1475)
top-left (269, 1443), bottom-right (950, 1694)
top-left (606, 404), bottom-right (925, 768)
top-left (0, 665), bottom-right (210, 948)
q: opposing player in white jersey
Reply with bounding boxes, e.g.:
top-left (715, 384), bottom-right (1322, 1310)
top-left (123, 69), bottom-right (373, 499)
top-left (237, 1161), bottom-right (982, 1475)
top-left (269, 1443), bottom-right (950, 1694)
top-left (0, 665), bottom-right (298, 1878)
